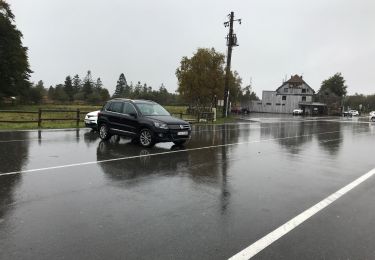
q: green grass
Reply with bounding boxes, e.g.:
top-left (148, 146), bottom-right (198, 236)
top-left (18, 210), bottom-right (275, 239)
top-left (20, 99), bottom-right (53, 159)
top-left (164, 105), bottom-right (188, 114)
top-left (210, 115), bottom-right (236, 124)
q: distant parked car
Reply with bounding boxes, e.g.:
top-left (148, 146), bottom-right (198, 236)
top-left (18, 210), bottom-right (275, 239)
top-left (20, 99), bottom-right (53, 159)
top-left (231, 107), bottom-right (241, 114)
top-left (293, 109), bottom-right (303, 115)
top-left (349, 110), bottom-right (359, 116)
top-left (84, 110), bottom-right (100, 130)
top-left (343, 111), bottom-right (351, 117)
top-left (369, 111), bottom-right (375, 122)
top-left (241, 108), bottom-right (250, 114)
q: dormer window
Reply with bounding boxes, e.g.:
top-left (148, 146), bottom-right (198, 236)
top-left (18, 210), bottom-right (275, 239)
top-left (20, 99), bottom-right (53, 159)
top-left (302, 89), bottom-right (306, 93)
top-left (284, 88), bottom-right (288, 93)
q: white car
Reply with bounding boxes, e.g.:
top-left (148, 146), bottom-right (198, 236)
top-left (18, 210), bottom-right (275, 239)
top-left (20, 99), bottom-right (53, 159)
top-left (84, 110), bottom-right (100, 130)
top-left (370, 111), bottom-right (375, 122)
top-left (349, 110), bottom-right (359, 116)
top-left (293, 109), bottom-right (303, 115)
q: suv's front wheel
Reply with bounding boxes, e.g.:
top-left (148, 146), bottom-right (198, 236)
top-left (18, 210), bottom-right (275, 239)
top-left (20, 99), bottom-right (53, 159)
top-left (139, 128), bottom-right (155, 147)
top-left (99, 124), bottom-right (111, 140)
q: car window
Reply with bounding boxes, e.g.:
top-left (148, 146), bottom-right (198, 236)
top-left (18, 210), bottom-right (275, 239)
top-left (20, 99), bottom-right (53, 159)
top-left (103, 102), bottom-right (111, 111)
top-left (123, 102), bottom-right (137, 115)
top-left (135, 103), bottom-right (170, 116)
top-left (108, 102), bottom-right (123, 113)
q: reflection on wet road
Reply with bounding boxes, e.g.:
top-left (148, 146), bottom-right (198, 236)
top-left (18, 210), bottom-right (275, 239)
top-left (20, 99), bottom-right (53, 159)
top-left (0, 116), bottom-right (375, 259)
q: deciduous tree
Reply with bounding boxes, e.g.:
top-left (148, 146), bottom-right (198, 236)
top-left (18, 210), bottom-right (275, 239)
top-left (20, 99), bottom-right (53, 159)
top-left (319, 73), bottom-right (347, 97)
top-left (176, 48), bottom-right (226, 107)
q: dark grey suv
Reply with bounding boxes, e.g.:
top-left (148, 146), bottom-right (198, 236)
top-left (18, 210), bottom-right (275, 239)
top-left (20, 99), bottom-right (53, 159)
top-left (97, 99), bottom-right (191, 147)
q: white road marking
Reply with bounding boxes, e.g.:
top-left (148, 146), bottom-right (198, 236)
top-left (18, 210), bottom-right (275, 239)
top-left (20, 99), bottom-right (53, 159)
top-left (0, 138), bottom-right (42, 143)
top-left (0, 129), bottom-right (368, 177)
top-left (228, 167), bottom-right (375, 260)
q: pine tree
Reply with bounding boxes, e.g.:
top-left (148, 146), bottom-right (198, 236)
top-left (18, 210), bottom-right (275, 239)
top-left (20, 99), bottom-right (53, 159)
top-left (82, 70), bottom-right (94, 99)
top-left (64, 76), bottom-right (74, 101)
top-left (0, 0), bottom-right (32, 100)
top-left (95, 77), bottom-right (103, 90)
top-left (113, 73), bottom-right (127, 97)
top-left (48, 86), bottom-right (55, 100)
top-left (72, 74), bottom-right (81, 97)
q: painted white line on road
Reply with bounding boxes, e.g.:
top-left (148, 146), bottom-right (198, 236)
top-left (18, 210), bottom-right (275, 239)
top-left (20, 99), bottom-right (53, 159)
top-left (0, 138), bottom-right (41, 143)
top-left (0, 129), bottom-right (347, 177)
top-left (228, 167), bottom-right (375, 260)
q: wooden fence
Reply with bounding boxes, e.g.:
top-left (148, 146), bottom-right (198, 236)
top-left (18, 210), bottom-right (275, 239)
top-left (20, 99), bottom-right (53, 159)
top-left (0, 109), bottom-right (91, 127)
top-left (172, 111), bottom-right (215, 123)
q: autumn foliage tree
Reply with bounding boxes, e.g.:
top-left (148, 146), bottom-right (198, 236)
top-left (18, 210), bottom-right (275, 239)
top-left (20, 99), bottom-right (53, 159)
top-left (176, 48), bottom-right (242, 108)
top-left (319, 73), bottom-right (347, 97)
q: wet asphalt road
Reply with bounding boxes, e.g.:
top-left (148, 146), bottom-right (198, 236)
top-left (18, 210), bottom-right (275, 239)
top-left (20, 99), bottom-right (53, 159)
top-left (0, 115), bottom-right (375, 259)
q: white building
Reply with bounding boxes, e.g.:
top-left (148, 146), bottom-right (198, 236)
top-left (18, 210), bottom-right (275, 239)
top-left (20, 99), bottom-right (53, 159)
top-left (247, 75), bottom-right (325, 114)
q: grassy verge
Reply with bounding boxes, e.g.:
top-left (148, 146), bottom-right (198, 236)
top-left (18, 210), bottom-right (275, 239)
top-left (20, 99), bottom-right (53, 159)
top-left (211, 115), bottom-right (236, 124)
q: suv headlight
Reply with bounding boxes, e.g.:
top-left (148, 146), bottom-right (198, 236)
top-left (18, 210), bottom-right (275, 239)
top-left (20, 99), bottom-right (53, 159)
top-left (154, 122), bottom-right (168, 129)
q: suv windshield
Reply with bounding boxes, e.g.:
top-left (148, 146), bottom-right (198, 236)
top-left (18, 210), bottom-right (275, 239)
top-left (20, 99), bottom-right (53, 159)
top-left (135, 103), bottom-right (170, 116)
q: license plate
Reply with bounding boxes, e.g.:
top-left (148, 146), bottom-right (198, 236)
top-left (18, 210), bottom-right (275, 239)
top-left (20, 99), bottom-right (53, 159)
top-left (177, 131), bottom-right (188, 136)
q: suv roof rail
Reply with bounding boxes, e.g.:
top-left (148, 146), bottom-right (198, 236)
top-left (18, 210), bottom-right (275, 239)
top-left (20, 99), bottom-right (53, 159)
top-left (111, 98), bottom-right (131, 101)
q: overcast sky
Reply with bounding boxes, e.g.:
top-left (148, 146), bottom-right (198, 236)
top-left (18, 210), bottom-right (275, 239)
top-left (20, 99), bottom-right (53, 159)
top-left (10, 0), bottom-right (375, 97)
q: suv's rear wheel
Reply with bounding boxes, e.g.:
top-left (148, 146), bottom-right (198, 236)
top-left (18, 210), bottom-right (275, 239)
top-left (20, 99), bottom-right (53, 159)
top-left (371, 117), bottom-right (375, 122)
top-left (139, 128), bottom-right (155, 147)
top-left (99, 124), bottom-right (111, 140)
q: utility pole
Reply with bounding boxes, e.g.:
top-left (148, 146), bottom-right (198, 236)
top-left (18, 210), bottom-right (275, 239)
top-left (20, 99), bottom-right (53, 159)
top-left (223, 11), bottom-right (241, 117)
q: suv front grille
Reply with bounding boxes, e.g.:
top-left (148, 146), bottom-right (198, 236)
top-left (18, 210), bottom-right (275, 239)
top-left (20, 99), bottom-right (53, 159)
top-left (169, 124), bottom-right (191, 130)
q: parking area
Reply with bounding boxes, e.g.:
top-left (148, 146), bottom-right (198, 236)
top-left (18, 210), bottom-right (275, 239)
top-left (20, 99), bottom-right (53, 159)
top-left (0, 115), bottom-right (375, 259)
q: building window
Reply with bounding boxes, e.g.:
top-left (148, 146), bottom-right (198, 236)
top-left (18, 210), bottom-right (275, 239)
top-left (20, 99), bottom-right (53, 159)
top-left (276, 103), bottom-right (281, 106)
top-left (257, 102), bottom-right (262, 105)
top-left (302, 96), bottom-right (306, 101)
top-left (282, 104), bottom-right (285, 106)
top-left (282, 96), bottom-right (286, 100)
top-left (266, 103), bottom-right (271, 105)
top-left (284, 88), bottom-right (288, 93)
top-left (302, 89), bottom-right (306, 93)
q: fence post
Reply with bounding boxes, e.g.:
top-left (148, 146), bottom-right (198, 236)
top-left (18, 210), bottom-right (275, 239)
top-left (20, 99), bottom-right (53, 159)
top-left (38, 108), bottom-right (42, 127)
top-left (76, 108), bottom-right (80, 127)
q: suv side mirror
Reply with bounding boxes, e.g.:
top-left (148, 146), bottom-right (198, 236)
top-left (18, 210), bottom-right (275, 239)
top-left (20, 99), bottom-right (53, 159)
top-left (129, 113), bottom-right (137, 118)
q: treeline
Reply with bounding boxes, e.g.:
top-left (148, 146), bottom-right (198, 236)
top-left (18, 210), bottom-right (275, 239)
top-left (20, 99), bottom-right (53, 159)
top-left (345, 93), bottom-right (375, 111)
top-left (47, 71), bottom-right (110, 104)
top-left (25, 70), bottom-right (110, 104)
top-left (22, 70), bottom-right (185, 106)
top-left (112, 73), bottom-right (181, 105)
